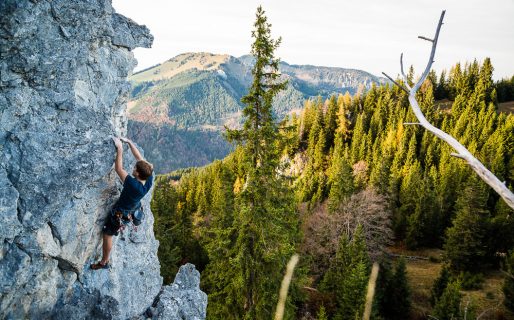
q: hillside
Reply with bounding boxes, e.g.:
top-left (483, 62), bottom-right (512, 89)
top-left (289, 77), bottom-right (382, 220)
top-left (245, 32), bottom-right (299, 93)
top-left (127, 52), bottom-right (386, 173)
top-left (151, 58), bottom-right (514, 319)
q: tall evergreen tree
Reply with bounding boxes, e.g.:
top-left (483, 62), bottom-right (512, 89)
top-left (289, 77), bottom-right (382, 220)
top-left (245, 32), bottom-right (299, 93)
top-left (432, 280), bottom-right (462, 320)
top-left (376, 257), bottom-right (411, 319)
top-left (327, 141), bottom-right (354, 212)
top-left (219, 6), bottom-right (299, 319)
top-left (151, 177), bottom-right (182, 283)
top-left (390, 257), bottom-right (411, 317)
top-left (321, 226), bottom-right (370, 320)
top-left (444, 177), bottom-right (489, 272)
top-left (317, 305), bottom-right (328, 320)
top-left (325, 95), bottom-right (339, 148)
top-left (431, 265), bottom-right (451, 306)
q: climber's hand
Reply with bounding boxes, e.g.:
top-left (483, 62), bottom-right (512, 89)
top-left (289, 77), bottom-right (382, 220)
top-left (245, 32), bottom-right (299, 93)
top-left (120, 137), bottom-right (131, 144)
top-left (112, 137), bottom-right (122, 150)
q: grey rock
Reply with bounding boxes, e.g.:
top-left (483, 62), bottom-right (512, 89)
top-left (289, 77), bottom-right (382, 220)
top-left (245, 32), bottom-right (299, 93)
top-left (153, 264), bottom-right (208, 320)
top-left (0, 0), bottom-right (207, 319)
top-left (0, 168), bottom-right (23, 242)
top-left (111, 13), bottom-right (154, 49)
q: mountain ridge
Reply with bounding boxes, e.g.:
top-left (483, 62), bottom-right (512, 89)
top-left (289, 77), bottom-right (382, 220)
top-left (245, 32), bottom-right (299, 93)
top-left (127, 52), bottom-right (388, 173)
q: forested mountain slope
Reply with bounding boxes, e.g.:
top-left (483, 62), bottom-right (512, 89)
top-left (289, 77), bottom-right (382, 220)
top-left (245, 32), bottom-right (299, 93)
top-left (152, 59), bottom-right (514, 319)
top-left (127, 52), bottom-right (386, 173)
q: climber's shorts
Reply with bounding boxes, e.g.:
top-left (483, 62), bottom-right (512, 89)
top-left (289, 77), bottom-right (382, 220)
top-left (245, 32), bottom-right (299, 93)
top-left (102, 210), bottom-right (122, 236)
top-left (103, 208), bottom-right (125, 236)
top-left (103, 208), bottom-right (134, 236)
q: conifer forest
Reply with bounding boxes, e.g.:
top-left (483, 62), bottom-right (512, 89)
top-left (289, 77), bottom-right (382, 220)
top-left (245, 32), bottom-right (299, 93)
top-left (150, 7), bottom-right (514, 320)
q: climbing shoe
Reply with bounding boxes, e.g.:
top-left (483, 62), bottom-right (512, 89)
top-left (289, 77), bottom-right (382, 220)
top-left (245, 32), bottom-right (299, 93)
top-left (90, 261), bottom-right (110, 270)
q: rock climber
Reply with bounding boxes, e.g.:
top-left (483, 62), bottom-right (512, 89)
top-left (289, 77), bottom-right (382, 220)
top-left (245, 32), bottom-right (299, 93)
top-left (91, 137), bottom-right (154, 270)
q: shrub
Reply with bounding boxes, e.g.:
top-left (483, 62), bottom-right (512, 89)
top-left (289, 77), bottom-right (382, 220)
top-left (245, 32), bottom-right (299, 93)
top-left (458, 271), bottom-right (484, 290)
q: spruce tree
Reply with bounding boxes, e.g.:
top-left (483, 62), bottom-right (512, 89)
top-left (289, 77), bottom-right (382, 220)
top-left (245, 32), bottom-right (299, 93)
top-left (431, 265), bottom-right (451, 306)
top-left (444, 177), bottom-right (489, 272)
top-left (327, 141), bottom-right (354, 212)
top-left (389, 257), bottom-right (411, 317)
top-left (220, 6), bottom-right (299, 319)
top-left (151, 177), bottom-right (182, 283)
top-left (321, 226), bottom-right (370, 320)
top-left (432, 280), bottom-right (462, 320)
top-left (325, 95), bottom-right (339, 148)
top-left (376, 257), bottom-right (411, 319)
top-left (317, 305), bottom-right (328, 320)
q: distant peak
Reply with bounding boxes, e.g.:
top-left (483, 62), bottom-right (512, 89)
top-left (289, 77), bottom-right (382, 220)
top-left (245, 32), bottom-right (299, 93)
top-left (131, 52), bottom-right (231, 83)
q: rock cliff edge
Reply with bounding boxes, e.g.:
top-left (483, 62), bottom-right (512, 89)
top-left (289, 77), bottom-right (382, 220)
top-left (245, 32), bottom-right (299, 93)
top-left (0, 1), bottom-right (206, 319)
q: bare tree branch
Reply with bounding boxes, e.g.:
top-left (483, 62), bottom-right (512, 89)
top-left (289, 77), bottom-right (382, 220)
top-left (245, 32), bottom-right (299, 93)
top-left (382, 72), bottom-right (409, 93)
top-left (418, 36), bottom-right (434, 42)
top-left (450, 153), bottom-right (466, 160)
top-left (400, 53), bottom-right (411, 90)
top-left (385, 10), bottom-right (514, 210)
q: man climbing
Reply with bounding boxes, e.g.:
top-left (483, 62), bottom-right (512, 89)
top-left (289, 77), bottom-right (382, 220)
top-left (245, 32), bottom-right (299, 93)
top-left (91, 137), bottom-right (154, 270)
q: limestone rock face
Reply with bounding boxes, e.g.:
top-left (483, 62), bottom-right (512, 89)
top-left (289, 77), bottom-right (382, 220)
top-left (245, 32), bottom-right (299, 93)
top-left (0, 0), bottom-right (186, 318)
top-left (152, 264), bottom-right (208, 320)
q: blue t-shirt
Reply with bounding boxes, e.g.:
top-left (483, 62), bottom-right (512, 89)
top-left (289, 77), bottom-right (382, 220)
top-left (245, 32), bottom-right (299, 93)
top-left (115, 175), bottom-right (153, 211)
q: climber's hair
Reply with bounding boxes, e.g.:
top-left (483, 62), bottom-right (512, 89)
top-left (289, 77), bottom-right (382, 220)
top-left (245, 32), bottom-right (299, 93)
top-left (135, 160), bottom-right (153, 180)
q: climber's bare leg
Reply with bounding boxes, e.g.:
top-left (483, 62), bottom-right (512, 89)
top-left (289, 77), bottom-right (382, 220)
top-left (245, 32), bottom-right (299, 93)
top-left (101, 233), bottom-right (113, 264)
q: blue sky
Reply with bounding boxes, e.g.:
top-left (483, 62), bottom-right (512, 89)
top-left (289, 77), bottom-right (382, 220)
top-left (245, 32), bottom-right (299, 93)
top-left (112, 0), bottom-right (514, 80)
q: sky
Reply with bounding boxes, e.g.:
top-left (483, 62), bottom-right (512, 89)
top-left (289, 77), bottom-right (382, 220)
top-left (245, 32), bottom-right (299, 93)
top-left (112, 0), bottom-right (514, 80)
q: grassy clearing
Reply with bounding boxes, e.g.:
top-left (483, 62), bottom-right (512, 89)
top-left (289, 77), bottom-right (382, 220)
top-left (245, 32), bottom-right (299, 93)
top-left (391, 247), bottom-right (514, 319)
top-left (434, 99), bottom-right (514, 115)
top-left (499, 101), bottom-right (514, 114)
top-left (130, 52), bottom-right (230, 83)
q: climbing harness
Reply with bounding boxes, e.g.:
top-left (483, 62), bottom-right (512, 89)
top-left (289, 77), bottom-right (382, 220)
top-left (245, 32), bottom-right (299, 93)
top-left (112, 205), bottom-right (144, 234)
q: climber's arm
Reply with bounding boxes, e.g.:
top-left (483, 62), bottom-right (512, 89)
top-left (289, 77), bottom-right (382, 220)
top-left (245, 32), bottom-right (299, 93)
top-left (120, 138), bottom-right (144, 161)
top-left (113, 137), bottom-right (128, 182)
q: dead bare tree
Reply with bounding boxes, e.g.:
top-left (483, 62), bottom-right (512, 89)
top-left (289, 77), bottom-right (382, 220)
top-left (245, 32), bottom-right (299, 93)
top-left (302, 187), bottom-right (393, 278)
top-left (382, 10), bottom-right (514, 210)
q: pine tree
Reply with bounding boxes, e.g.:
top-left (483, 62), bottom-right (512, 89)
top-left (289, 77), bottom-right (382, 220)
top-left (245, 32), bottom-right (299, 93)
top-left (397, 160), bottom-right (422, 243)
top-left (375, 257), bottom-right (411, 319)
top-left (325, 95), bottom-right (339, 149)
top-left (444, 177), bottom-right (489, 272)
top-left (219, 6), bottom-right (299, 319)
top-left (311, 128), bottom-right (328, 204)
top-left (317, 305), bottom-right (328, 320)
top-left (350, 114), bottom-right (366, 164)
top-left (389, 257), bottom-right (411, 317)
top-left (431, 265), bottom-right (451, 306)
top-left (435, 70), bottom-right (448, 100)
top-left (151, 177), bottom-right (182, 283)
top-left (336, 93), bottom-right (351, 142)
top-left (321, 226), bottom-right (370, 320)
top-left (479, 58), bottom-right (495, 104)
top-left (374, 260), bottom-right (394, 318)
top-left (432, 280), bottom-right (462, 320)
top-left (405, 168), bottom-right (441, 248)
top-left (327, 150), bottom-right (354, 212)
